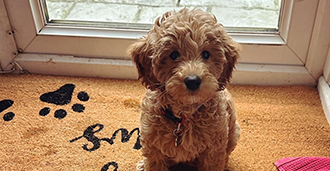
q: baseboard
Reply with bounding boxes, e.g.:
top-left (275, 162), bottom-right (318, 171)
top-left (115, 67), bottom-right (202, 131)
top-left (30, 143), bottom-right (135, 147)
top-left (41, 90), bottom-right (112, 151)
top-left (318, 76), bottom-right (330, 125)
top-left (14, 54), bottom-right (138, 79)
top-left (13, 53), bottom-right (317, 86)
top-left (233, 63), bottom-right (316, 86)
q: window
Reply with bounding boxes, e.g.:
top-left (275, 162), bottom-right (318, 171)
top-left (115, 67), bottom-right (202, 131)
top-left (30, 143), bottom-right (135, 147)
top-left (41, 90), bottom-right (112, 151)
top-left (2, 0), bottom-right (329, 85)
top-left (43, 0), bottom-right (282, 31)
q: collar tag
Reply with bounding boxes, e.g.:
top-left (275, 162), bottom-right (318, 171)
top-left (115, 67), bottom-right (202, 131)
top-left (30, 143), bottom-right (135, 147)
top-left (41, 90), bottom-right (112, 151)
top-left (161, 108), bottom-right (186, 147)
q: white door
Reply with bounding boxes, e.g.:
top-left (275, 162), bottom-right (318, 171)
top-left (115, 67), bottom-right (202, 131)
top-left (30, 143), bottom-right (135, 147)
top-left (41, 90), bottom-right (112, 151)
top-left (1, 0), bottom-right (329, 85)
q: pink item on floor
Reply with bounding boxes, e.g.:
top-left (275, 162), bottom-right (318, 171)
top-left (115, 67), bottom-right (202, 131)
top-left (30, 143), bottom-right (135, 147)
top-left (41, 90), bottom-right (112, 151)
top-left (275, 157), bottom-right (330, 171)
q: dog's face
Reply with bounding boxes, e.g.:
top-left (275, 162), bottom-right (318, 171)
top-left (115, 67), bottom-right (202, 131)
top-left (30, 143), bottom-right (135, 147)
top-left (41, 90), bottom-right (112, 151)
top-left (128, 8), bottom-right (240, 104)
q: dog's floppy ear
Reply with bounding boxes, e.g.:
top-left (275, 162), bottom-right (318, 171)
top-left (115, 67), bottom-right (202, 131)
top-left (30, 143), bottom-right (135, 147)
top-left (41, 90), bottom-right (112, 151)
top-left (219, 33), bottom-right (241, 87)
top-left (127, 37), bottom-right (158, 90)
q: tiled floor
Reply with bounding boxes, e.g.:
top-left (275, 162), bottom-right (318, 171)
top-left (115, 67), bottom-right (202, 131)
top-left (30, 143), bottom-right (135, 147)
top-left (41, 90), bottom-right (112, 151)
top-left (45, 0), bottom-right (281, 29)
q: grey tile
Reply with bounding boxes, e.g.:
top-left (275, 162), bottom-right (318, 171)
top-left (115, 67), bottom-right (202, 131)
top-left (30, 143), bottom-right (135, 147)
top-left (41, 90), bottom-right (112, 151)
top-left (137, 6), bottom-right (207, 24)
top-left (212, 7), bottom-right (280, 28)
top-left (92, 0), bottom-right (175, 6)
top-left (66, 3), bottom-right (139, 22)
top-left (180, 0), bottom-right (281, 10)
top-left (45, 2), bottom-right (75, 20)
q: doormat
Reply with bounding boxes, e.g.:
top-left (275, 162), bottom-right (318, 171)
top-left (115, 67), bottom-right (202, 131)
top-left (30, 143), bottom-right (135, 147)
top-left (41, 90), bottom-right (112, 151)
top-left (1, 74), bottom-right (330, 171)
top-left (0, 74), bottom-right (144, 171)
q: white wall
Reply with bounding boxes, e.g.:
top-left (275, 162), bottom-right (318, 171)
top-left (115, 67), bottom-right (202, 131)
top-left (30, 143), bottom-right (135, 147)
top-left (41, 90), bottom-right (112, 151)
top-left (0, 0), bottom-right (17, 71)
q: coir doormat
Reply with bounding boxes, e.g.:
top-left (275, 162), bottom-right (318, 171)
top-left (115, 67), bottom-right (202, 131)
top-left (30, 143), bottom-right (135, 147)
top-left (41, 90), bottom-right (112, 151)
top-left (1, 74), bottom-right (330, 171)
top-left (0, 74), bottom-right (145, 171)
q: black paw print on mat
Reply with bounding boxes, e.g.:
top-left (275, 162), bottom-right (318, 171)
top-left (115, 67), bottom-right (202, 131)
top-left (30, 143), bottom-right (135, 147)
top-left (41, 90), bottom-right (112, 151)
top-left (0, 99), bottom-right (15, 121)
top-left (39, 84), bottom-right (89, 119)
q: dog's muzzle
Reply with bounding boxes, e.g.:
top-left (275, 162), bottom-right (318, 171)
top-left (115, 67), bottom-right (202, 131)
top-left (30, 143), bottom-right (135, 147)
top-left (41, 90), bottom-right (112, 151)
top-left (184, 75), bottom-right (201, 91)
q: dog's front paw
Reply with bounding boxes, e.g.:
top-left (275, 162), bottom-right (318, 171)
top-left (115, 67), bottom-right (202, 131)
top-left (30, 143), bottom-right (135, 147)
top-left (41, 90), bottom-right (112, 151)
top-left (137, 160), bottom-right (144, 171)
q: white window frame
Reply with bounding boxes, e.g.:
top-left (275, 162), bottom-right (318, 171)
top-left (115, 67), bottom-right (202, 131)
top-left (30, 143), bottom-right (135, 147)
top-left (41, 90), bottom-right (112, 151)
top-left (324, 47), bottom-right (330, 84)
top-left (318, 37), bottom-right (330, 125)
top-left (1, 0), bottom-right (330, 86)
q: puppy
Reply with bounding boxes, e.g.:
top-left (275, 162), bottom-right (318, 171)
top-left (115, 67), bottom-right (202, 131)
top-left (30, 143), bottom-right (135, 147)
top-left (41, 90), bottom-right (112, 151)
top-left (128, 8), bottom-right (241, 171)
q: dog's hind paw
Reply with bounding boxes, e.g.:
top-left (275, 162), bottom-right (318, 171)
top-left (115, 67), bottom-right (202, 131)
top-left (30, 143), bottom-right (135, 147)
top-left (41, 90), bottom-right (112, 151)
top-left (137, 160), bottom-right (144, 171)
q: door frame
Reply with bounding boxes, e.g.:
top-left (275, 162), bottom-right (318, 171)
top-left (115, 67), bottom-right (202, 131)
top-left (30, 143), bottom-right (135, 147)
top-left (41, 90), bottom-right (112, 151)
top-left (1, 0), bottom-right (329, 86)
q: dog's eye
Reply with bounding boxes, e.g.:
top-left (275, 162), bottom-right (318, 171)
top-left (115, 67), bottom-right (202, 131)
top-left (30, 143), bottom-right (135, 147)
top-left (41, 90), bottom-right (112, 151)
top-left (201, 51), bottom-right (210, 59)
top-left (169, 51), bottom-right (180, 60)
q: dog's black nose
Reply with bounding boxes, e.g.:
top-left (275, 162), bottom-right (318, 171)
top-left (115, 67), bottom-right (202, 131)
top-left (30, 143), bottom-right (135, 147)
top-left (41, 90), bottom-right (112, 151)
top-left (184, 75), bottom-right (201, 91)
